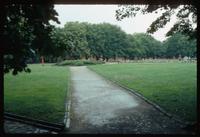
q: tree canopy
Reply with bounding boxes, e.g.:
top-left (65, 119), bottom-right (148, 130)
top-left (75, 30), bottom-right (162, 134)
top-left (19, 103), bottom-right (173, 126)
top-left (163, 33), bottom-right (196, 58)
top-left (46, 21), bottom-right (196, 62)
top-left (115, 4), bottom-right (197, 39)
top-left (3, 4), bottom-right (60, 75)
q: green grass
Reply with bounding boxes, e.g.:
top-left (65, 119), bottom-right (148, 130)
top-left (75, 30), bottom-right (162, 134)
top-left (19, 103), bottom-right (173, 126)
top-left (4, 64), bottom-right (69, 124)
top-left (56, 59), bottom-right (104, 66)
top-left (89, 62), bottom-right (197, 122)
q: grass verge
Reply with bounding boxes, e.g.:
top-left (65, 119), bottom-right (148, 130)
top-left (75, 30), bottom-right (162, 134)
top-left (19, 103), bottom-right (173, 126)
top-left (4, 64), bottom-right (69, 124)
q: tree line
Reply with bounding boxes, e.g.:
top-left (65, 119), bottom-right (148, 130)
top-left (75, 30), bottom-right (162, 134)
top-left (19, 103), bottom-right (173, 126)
top-left (37, 21), bottom-right (196, 63)
top-left (3, 4), bottom-right (196, 75)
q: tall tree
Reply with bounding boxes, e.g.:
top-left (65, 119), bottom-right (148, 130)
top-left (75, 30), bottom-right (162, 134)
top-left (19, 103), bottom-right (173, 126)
top-left (99, 23), bottom-right (128, 61)
top-left (3, 3), bottom-right (60, 75)
top-left (63, 22), bottom-right (89, 60)
top-left (130, 33), bottom-right (163, 59)
top-left (50, 27), bottom-right (67, 59)
top-left (85, 24), bottom-right (106, 60)
top-left (163, 33), bottom-right (196, 58)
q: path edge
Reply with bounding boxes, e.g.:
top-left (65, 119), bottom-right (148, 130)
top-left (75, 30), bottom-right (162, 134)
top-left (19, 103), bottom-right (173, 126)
top-left (88, 66), bottom-right (194, 128)
top-left (63, 67), bottom-right (72, 132)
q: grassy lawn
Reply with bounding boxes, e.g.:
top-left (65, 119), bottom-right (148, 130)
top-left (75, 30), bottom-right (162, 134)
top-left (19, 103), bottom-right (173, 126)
top-left (89, 62), bottom-right (197, 122)
top-left (4, 64), bottom-right (69, 124)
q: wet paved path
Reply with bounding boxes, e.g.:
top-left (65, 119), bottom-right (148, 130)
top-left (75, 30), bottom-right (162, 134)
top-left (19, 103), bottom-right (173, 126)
top-left (4, 120), bottom-right (57, 134)
top-left (69, 66), bottom-right (188, 134)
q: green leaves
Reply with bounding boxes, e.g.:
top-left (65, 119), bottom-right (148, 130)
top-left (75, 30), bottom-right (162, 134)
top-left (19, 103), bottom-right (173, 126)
top-left (3, 4), bottom-right (60, 75)
top-left (163, 33), bottom-right (196, 58)
top-left (115, 5), bottom-right (197, 39)
top-left (51, 22), bottom-right (129, 61)
top-left (147, 11), bottom-right (171, 34)
top-left (127, 33), bottom-right (163, 59)
top-left (50, 21), bottom-right (196, 62)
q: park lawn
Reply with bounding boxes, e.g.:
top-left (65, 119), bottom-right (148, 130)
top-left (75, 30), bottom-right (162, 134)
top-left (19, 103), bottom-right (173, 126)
top-left (4, 64), bottom-right (69, 124)
top-left (89, 62), bottom-right (197, 122)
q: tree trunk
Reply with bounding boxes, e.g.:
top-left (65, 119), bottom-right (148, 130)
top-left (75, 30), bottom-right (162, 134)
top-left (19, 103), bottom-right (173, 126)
top-left (96, 56), bottom-right (99, 60)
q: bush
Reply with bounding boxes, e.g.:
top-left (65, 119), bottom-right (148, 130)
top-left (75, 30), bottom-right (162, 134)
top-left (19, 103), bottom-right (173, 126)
top-left (56, 60), bottom-right (104, 66)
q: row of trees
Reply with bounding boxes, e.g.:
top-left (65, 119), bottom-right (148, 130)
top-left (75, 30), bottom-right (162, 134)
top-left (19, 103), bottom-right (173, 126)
top-left (41, 21), bottom-right (196, 63)
top-left (3, 4), bottom-right (196, 75)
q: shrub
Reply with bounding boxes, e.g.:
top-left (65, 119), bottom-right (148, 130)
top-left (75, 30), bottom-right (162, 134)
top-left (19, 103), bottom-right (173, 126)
top-left (56, 60), bottom-right (104, 66)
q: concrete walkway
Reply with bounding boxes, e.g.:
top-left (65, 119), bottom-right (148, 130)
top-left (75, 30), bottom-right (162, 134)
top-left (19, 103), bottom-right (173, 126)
top-left (4, 120), bottom-right (57, 134)
top-left (69, 66), bottom-right (188, 134)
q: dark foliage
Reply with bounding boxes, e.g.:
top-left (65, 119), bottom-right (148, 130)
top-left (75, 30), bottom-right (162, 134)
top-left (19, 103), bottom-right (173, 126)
top-left (3, 4), bottom-right (60, 75)
top-left (115, 5), bottom-right (197, 39)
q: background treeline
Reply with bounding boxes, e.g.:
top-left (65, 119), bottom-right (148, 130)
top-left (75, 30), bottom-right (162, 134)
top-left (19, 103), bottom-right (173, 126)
top-left (30, 21), bottom-right (196, 63)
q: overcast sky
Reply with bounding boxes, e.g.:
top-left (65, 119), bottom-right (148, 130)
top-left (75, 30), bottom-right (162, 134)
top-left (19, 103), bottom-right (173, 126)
top-left (52, 5), bottom-right (178, 41)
